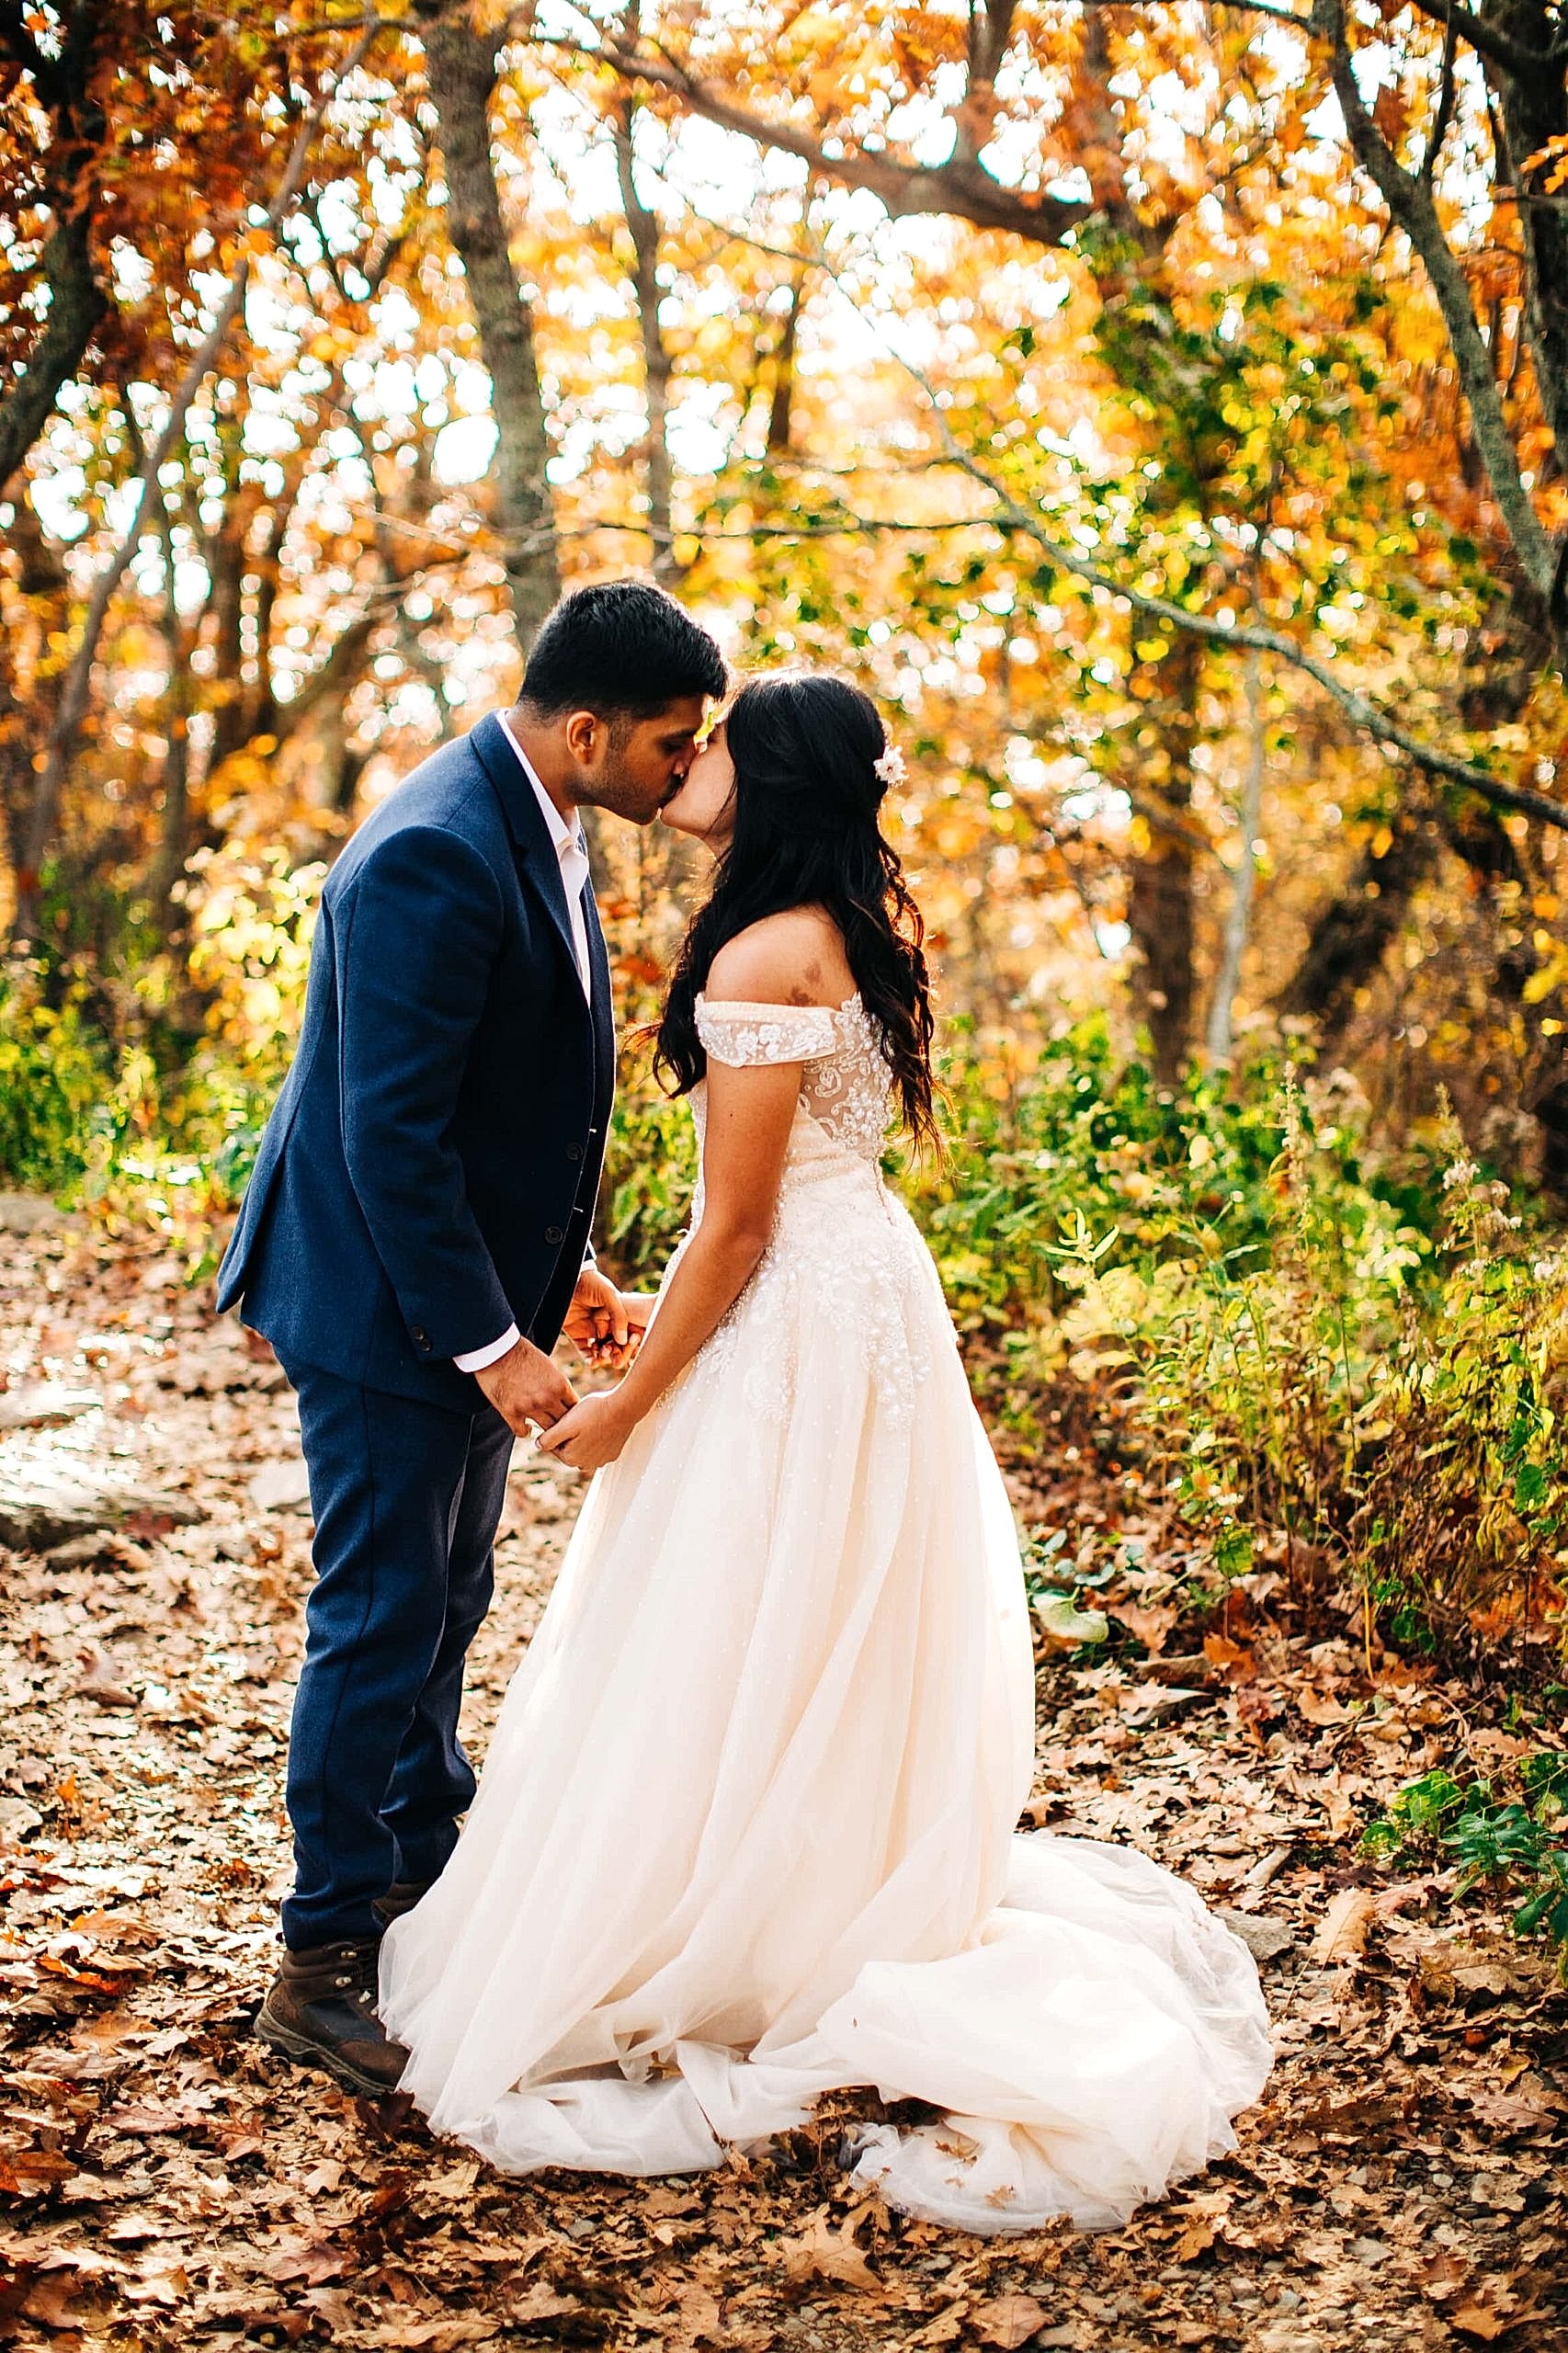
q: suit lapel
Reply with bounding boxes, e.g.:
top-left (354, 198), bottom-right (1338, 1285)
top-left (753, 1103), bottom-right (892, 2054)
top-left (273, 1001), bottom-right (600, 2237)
top-left (470, 712), bottom-right (585, 999)
top-left (582, 882), bottom-right (615, 1112)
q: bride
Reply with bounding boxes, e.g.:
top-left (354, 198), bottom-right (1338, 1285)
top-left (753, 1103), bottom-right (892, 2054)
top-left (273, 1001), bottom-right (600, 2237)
top-left (377, 672), bottom-right (1272, 2233)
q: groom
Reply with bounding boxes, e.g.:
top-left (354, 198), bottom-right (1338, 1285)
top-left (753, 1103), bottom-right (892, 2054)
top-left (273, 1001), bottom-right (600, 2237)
top-left (217, 580), bottom-right (726, 2093)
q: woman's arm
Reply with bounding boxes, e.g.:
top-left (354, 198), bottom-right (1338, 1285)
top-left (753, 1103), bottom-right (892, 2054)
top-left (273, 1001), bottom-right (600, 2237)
top-left (537, 1052), bottom-right (802, 1472)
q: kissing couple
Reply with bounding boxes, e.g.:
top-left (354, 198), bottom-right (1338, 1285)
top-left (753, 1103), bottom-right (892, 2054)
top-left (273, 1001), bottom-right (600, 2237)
top-left (218, 580), bottom-right (1272, 2231)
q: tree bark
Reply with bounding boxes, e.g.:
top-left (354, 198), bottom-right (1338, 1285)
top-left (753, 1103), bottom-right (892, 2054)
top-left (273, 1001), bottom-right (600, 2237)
top-left (0, 5), bottom-right (105, 498)
top-left (1275, 805), bottom-right (1440, 1046)
top-left (611, 53), bottom-right (677, 579)
top-left (0, 210), bottom-right (105, 502)
top-left (419, 6), bottom-right (561, 650)
top-left (1206, 645), bottom-right (1267, 1064)
top-left (1127, 629), bottom-right (1202, 1085)
top-left (1483, 3), bottom-right (1568, 465)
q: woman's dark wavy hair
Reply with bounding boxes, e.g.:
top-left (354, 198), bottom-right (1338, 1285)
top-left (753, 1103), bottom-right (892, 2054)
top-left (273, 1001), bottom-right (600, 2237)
top-left (654, 672), bottom-right (938, 1152)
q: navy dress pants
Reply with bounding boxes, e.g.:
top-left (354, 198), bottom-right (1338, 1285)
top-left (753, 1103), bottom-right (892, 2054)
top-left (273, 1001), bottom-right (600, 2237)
top-left (278, 1354), bottom-right (515, 1950)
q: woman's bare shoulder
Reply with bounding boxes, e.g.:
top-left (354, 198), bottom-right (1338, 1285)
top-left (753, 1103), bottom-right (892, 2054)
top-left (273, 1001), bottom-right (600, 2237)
top-left (705, 907), bottom-right (853, 1007)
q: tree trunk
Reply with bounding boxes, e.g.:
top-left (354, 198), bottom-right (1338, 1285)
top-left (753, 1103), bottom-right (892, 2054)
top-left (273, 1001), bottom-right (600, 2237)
top-left (419, 6), bottom-right (561, 650)
top-left (767, 276), bottom-right (803, 456)
top-left (1486, 6), bottom-right (1568, 465)
top-left (1274, 805), bottom-right (1438, 1048)
top-left (0, 210), bottom-right (105, 502)
top-left (1127, 629), bottom-right (1201, 1085)
top-left (612, 90), bottom-right (678, 579)
top-left (0, 6), bottom-right (105, 499)
top-left (149, 511), bottom-right (191, 935)
top-left (1205, 645), bottom-right (1267, 1064)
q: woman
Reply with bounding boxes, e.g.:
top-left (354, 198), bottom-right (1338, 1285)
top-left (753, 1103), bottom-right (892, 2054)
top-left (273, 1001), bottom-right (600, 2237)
top-left (378, 673), bottom-right (1272, 2232)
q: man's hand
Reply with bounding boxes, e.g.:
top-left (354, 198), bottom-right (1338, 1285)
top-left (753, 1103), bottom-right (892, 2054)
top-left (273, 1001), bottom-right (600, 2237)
top-left (535, 1390), bottom-right (634, 1475)
top-left (473, 1336), bottom-right (577, 1438)
top-left (563, 1265), bottom-right (636, 1369)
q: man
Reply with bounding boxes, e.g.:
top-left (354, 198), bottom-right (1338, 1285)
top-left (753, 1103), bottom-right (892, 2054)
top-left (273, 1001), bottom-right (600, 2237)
top-left (217, 579), bottom-right (726, 2092)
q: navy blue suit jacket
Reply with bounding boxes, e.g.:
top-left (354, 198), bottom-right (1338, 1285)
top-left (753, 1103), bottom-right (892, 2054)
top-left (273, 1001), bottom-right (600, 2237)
top-left (216, 713), bottom-right (614, 1411)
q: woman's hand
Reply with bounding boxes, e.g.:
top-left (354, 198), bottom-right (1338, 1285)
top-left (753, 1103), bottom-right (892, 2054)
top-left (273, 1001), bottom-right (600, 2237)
top-left (536, 1390), bottom-right (636, 1474)
top-left (562, 1266), bottom-right (631, 1368)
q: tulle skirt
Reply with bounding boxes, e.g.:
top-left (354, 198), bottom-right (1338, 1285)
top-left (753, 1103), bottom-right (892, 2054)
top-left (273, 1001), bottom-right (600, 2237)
top-left (379, 1160), bottom-right (1273, 2231)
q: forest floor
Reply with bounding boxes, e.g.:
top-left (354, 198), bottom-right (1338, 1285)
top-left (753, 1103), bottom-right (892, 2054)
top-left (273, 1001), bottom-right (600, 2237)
top-left (0, 1215), bottom-right (1564, 2353)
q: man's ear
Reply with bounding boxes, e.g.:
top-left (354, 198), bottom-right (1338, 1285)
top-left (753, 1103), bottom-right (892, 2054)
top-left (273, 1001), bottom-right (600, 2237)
top-left (563, 709), bottom-right (603, 767)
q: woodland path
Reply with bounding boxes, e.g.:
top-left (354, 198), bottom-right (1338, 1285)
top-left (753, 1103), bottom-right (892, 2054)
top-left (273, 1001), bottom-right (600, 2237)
top-left (0, 1219), bottom-right (1562, 2353)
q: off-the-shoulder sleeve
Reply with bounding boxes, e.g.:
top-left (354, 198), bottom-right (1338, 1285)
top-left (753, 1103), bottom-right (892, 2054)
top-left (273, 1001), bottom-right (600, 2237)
top-left (696, 996), bottom-right (838, 1067)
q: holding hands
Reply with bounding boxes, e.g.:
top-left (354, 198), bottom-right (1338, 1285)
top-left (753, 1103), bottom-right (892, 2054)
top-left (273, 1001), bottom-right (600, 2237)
top-left (544, 1266), bottom-right (653, 1472)
top-left (473, 1269), bottom-right (649, 1445)
top-left (562, 1266), bottom-right (653, 1371)
top-left (537, 1390), bottom-right (635, 1474)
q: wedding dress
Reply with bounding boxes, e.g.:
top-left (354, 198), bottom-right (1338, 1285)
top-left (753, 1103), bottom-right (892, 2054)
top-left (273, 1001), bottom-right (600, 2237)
top-left (378, 996), bottom-right (1273, 2232)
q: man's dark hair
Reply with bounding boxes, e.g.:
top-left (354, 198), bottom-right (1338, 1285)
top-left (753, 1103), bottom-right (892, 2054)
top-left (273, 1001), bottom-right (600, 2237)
top-left (519, 580), bottom-right (726, 720)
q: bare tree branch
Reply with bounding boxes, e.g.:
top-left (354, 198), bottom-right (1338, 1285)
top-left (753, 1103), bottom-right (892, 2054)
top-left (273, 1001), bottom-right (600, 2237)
top-left (532, 28), bottom-right (1090, 249)
top-left (1322, 0), bottom-right (1556, 604)
top-left (11, 16), bottom-right (384, 941)
top-left (1421, 1), bottom-right (1460, 190)
top-left (1400, 0), bottom-right (1563, 81)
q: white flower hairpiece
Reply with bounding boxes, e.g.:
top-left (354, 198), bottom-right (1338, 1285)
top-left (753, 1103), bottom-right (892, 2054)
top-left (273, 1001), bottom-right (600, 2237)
top-left (873, 745), bottom-right (907, 788)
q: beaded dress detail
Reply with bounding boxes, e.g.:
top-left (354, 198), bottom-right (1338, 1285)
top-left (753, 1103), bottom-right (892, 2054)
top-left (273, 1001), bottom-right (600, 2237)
top-left (380, 997), bottom-right (1272, 2232)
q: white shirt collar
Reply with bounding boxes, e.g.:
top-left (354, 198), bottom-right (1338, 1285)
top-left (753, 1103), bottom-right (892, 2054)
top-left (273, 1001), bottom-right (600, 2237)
top-left (499, 711), bottom-right (584, 861)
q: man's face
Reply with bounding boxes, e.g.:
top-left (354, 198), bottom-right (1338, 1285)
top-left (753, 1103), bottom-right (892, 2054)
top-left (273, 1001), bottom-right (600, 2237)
top-left (572, 697), bottom-right (710, 824)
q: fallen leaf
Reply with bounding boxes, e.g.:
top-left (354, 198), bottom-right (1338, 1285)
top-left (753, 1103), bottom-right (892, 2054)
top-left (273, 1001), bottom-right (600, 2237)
top-left (1311, 1885), bottom-right (1376, 1965)
top-left (1033, 1593), bottom-right (1109, 1648)
top-left (259, 2235), bottom-right (346, 2287)
top-left (1108, 1600), bottom-right (1176, 1654)
top-left (123, 2266), bottom-right (189, 2307)
top-left (1172, 2212), bottom-right (1217, 2263)
top-left (20, 2271), bottom-right (92, 2330)
top-left (506, 2282), bottom-right (582, 2325)
top-left (1449, 2304), bottom-right (1510, 2343)
top-left (777, 2208), bottom-right (885, 2298)
top-left (1295, 1687), bottom-right (1352, 1726)
top-left (0, 2149), bottom-right (77, 2192)
top-left (1419, 2251), bottom-right (1471, 2302)
top-left (972, 2291), bottom-right (1052, 2348)
top-left (358, 2323), bottom-right (499, 2350)
top-left (1202, 1632), bottom-right (1257, 1681)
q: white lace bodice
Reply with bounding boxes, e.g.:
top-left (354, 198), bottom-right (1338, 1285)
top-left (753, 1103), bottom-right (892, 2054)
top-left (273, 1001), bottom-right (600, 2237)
top-left (694, 993), bottom-right (891, 1163)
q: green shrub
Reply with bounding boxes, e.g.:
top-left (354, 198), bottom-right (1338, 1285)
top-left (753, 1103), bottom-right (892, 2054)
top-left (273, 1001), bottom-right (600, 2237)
top-left (0, 967), bottom-right (117, 1196)
top-left (1362, 1754), bottom-right (1568, 1972)
top-left (1057, 1082), bottom-right (1568, 1653)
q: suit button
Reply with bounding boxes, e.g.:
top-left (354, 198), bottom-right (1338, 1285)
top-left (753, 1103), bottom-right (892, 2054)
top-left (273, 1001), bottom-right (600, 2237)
top-left (412, 1325), bottom-right (430, 1349)
top-left (565, 1140), bottom-right (583, 1162)
top-left (544, 1224), bottom-right (564, 1246)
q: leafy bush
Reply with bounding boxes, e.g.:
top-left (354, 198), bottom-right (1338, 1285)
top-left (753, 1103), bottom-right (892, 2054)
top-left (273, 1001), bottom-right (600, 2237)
top-left (0, 966), bottom-right (117, 1196)
top-left (1362, 1754), bottom-right (1568, 1973)
top-left (1057, 1081), bottom-right (1568, 1653)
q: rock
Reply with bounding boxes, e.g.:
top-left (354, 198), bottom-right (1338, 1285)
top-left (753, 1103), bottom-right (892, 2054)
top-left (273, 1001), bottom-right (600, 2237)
top-left (0, 1795), bottom-right (43, 1841)
top-left (0, 1192), bottom-right (80, 1234)
top-left (0, 1473), bottom-right (201, 1553)
top-left (248, 1457), bottom-right (312, 1512)
top-left (1221, 1910), bottom-right (1298, 1962)
top-left (42, 1533), bottom-right (120, 1571)
top-left (0, 1384), bottom-right (101, 1433)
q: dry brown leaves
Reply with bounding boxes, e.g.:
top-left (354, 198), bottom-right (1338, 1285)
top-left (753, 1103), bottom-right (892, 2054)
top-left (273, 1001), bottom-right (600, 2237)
top-left (0, 1227), bottom-right (1563, 2351)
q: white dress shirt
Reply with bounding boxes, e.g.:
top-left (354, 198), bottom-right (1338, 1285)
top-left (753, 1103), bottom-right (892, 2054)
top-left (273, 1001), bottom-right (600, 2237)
top-left (453, 718), bottom-right (595, 1375)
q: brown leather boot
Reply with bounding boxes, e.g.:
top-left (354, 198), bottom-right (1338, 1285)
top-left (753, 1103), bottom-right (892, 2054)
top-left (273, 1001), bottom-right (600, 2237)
top-left (256, 1937), bottom-right (409, 2096)
top-left (371, 1881), bottom-right (433, 1928)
